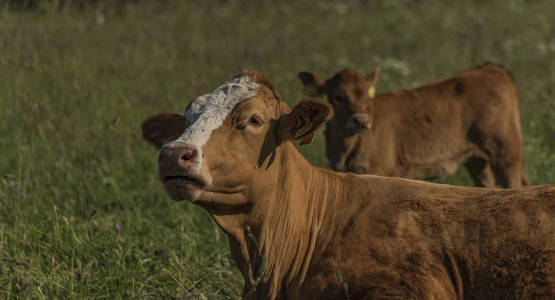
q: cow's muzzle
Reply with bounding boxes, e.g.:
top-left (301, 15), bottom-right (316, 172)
top-left (158, 144), bottom-right (206, 201)
top-left (347, 113), bottom-right (372, 131)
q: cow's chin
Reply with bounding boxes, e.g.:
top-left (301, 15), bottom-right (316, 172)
top-left (164, 184), bottom-right (204, 202)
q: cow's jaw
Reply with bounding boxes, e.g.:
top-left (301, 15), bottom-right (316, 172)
top-left (159, 76), bottom-right (259, 202)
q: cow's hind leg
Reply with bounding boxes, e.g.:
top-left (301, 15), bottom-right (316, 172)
top-left (465, 157), bottom-right (496, 187)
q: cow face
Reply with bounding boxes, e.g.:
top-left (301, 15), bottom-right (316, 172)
top-left (298, 69), bottom-right (380, 133)
top-left (141, 71), bottom-right (332, 204)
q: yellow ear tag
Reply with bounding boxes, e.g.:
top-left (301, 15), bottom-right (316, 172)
top-left (303, 85), bottom-right (322, 98)
top-left (294, 116), bottom-right (312, 139)
top-left (368, 86), bottom-right (376, 98)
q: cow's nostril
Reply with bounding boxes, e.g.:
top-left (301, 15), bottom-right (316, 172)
top-left (181, 148), bottom-right (198, 162)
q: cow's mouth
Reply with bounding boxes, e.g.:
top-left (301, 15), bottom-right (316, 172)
top-left (163, 175), bottom-right (206, 190)
top-left (161, 174), bottom-right (207, 202)
top-left (354, 125), bottom-right (371, 132)
top-left (346, 122), bottom-right (372, 131)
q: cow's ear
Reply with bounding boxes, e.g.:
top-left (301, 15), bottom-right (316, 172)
top-left (279, 99), bottom-right (333, 145)
top-left (365, 68), bottom-right (380, 99)
top-left (298, 72), bottom-right (326, 98)
top-left (141, 112), bottom-right (186, 148)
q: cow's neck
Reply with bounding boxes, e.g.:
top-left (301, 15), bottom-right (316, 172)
top-left (324, 121), bottom-right (364, 170)
top-left (215, 142), bottom-right (348, 298)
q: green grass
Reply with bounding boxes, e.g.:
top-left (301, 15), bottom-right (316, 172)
top-left (0, 0), bottom-right (554, 298)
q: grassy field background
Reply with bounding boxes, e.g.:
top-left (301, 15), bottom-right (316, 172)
top-left (0, 0), bottom-right (554, 298)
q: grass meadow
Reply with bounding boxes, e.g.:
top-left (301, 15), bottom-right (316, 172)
top-left (0, 0), bottom-right (554, 298)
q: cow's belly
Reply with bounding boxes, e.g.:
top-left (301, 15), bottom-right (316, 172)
top-left (346, 157), bottom-right (461, 179)
top-left (343, 145), bottom-right (475, 179)
top-left (399, 159), bottom-right (461, 180)
top-left (397, 147), bottom-right (476, 180)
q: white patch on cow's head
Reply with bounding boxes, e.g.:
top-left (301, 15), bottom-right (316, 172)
top-left (163, 76), bottom-right (259, 166)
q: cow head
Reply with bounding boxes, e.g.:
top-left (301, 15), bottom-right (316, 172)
top-left (298, 68), bottom-right (380, 133)
top-left (141, 71), bottom-right (333, 206)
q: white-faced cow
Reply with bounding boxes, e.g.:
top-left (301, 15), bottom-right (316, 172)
top-left (299, 63), bottom-right (529, 188)
top-left (142, 70), bottom-right (553, 299)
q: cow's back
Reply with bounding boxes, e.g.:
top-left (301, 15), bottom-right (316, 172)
top-left (377, 180), bottom-right (555, 299)
top-left (306, 176), bottom-right (554, 299)
top-left (451, 185), bottom-right (554, 299)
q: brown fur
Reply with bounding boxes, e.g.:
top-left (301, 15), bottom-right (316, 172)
top-left (142, 71), bottom-right (553, 299)
top-left (299, 63), bottom-right (530, 188)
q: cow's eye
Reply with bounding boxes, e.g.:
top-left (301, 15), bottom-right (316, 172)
top-left (247, 115), bottom-right (263, 127)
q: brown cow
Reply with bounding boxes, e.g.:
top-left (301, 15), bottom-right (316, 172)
top-left (298, 63), bottom-right (529, 188)
top-left (142, 71), bottom-right (554, 299)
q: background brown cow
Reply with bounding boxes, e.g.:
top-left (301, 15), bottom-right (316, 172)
top-left (299, 63), bottom-right (529, 189)
top-left (142, 71), bottom-right (554, 299)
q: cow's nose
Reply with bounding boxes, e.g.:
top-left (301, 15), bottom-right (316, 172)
top-left (352, 114), bottom-right (371, 129)
top-left (179, 147), bottom-right (198, 163)
top-left (159, 146), bottom-right (199, 169)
